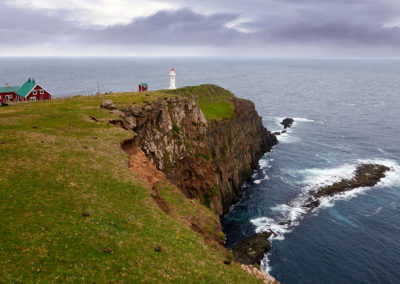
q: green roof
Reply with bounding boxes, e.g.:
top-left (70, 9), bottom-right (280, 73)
top-left (0, 86), bottom-right (19, 94)
top-left (139, 83), bottom-right (148, 87)
top-left (16, 79), bottom-right (37, 98)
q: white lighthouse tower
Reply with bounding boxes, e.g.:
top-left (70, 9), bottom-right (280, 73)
top-left (169, 67), bottom-right (176, 89)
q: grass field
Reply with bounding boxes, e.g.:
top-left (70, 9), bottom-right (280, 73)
top-left (0, 88), bottom-right (258, 283)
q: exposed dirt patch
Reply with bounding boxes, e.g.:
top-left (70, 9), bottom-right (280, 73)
top-left (125, 144), bottom-right (166, 188)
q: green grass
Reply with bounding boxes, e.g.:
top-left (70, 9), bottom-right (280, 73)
top-left (0, 93), bottom-right (258, 283)
top-left (161, 85), bottom-right (235, 121)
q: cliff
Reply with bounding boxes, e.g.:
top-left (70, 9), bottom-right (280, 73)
top-left (0, 92), bottom-right (269, 283)
top-left (111, 85), bottom-right (277, 215)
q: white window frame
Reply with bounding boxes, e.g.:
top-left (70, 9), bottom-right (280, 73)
top-left (30, 96), bottom-right (36, 101)
top-left (33, 90), bottom-right (37, 95)
top-left (40, 90), bottom-right (44, 95)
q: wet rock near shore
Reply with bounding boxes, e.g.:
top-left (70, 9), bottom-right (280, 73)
top-left (274, 118), bottom-right (294, 137)
top-left (231, 232), bottom-right (272, 265)
top-left (280, 118), bottom-right (294, 129)
top-left (303, 163), bottom-right (390, 212)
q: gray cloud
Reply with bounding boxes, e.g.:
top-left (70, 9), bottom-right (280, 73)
top-left (81, 8), bottom-right (245, 46)
top-left (0, 2), bottom-right (80, 46)
top-left (2, 0), bottom-right (400, 55)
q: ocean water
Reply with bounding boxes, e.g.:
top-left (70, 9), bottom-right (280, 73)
top-left (1, 57), bottom-right (400, 284)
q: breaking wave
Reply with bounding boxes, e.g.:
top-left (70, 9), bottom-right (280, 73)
top-left (250, 158), bottom-right (400, 272)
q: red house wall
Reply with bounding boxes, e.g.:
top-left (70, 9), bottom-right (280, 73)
top-left (0, 92), bottom-right (18, 103)
top-left (25, 85), bottom-right (52, 101)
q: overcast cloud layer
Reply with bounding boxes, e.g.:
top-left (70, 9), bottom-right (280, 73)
top-left (1, 0), bottom-right (400, 56)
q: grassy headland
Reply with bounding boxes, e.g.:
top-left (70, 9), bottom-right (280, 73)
top-left (0, 88), bottom-right (258, 282)
top-left (161, 84), bottom-right (235, 121)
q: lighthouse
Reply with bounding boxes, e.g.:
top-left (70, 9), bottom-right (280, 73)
top-left (169, 67), bottom-right (176, 89)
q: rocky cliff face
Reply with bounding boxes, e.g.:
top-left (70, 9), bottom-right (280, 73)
top-left (112, 86), bottom-right (277, 215)
top-left (207, 98), bottom-right (277, 213)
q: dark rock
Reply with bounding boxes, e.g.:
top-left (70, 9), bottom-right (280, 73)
top-left (32, 126), bottom-right (38, 129)
top-left (82, 212), bottom-right (90, 217)
top-left (303, 164), bottom-right (390, 212)
top-left (93, 137), bottom-right (98, 140)
top-left (109, 120), bottom-right (129, 130)
top-left (231, 232), bottom-right (272, 265)
top-left (280, 118), bottom-right (294, 129)
top-left (281, 130), bottom-right (287, 134)
top-left (154, 245), bottom-right (162, 252)
top-left (89, 115), bottom-right (100, 122)
top-left (1, 103), bottom-right (8, 107)
top-left (103, 247), bottom-right (113, 253)
top-left (303, 198), bottom-right (320, 212)
top-left (273, 132), bottom-right (281, 136)
top-left (316, 164), bottom-right (389, 198)
top-left (83, 146), bottom-right (88, 149)
top-left (223, 260), bottom-right (231, 265)
top-left (278, 220), bottom-right (292, 226)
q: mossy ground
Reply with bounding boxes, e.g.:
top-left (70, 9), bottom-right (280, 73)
top-left (0, 91), bottom-right (259, 283)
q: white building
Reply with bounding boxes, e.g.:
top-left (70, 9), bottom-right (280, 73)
top-left (169, 68), bottom-right (176, 89)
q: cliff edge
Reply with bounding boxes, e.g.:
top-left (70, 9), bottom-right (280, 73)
top-left (110, 84), bottom-right (277, 215)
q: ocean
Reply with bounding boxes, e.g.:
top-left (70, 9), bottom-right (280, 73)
top-left (1, 57), bottom-right (400, 284)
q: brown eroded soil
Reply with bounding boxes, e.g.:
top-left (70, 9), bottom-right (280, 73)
top-left (128, 145), bottom-right (166, 187)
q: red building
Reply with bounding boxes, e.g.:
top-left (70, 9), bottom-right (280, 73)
top-left (0, 84), bottom-right (19, 103)
top-left (138, 83), bottom-right (148, 92)
top-left (0, 78), bottom-right (51, 103)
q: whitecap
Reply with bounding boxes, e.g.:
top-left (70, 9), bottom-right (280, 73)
top-left (293, 117), bottom-right (315, 123)
top-left (365, 206), bottom-right (383, 217)
top-left (377, 148), bottom-right (387, 154)
top-left (277, 132), bottom-right (300, 144)
top-left (252, 158), bottom-right (399, 272)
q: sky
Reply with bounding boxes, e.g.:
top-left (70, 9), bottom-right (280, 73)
top-left (1, 0), bottom-right (400, 56)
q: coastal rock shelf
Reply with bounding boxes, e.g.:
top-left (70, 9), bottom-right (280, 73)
top-left (303, 163), bottom-right (390, 212)
top-left (231, 232), bottom-right (272, 265)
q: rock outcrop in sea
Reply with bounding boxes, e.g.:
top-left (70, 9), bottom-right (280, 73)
top-left (280, 118), bottom-right (294, 129)
top-left (303, 163), bottom-right (390, 212)
top-left (231, 232), bottom-right (272, 265)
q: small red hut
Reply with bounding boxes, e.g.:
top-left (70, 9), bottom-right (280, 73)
top-left (138, 83), bottom-right (148, 92)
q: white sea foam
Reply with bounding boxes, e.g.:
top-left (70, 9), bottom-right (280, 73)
top-left (293, 117), bottom-right (315, 123)
top-left (261, 252), bottom-right (272, 273)
top-left (273, 116), bottom-right (314, 125)
top-left (251, 158), bottom-right (399, 272)
top-left (276, 132), bottom-right (300, 144)
top-left (366, 206), bottom-right (383, 217)
top-left (259, 158), bottom-right (270, 169)
top-left (299, 164), bottom-right (357, 188)
top-left (378, 148), bottom-right (387, 154)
